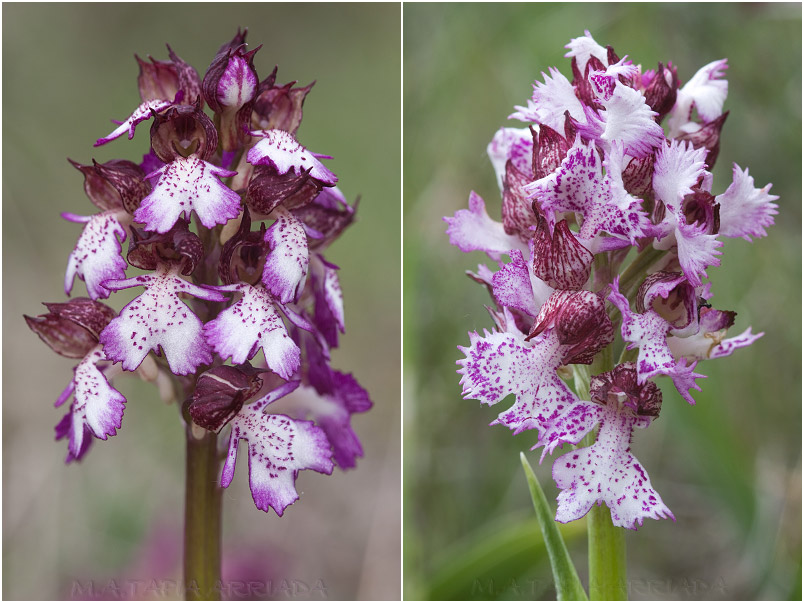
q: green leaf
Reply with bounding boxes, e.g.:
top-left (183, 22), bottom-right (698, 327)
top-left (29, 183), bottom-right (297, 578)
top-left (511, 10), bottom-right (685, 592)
top-left (521, 452), bottom-right (588, 601)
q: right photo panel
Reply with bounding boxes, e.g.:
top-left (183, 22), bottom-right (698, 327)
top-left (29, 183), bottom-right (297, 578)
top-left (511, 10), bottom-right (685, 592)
top-left (403, 3), bottom-right (801, 600)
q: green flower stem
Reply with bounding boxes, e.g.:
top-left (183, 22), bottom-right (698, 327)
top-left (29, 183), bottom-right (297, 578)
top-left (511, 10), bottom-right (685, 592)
top-left (587, 501), bottom-right (627, 600)
top-left (184, 428), bottom-right (223, 601)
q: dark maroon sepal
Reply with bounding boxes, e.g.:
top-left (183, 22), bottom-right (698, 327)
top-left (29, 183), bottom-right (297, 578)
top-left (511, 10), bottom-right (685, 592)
top-left (69, 158), bottom-right (150, 214)
top-left (252, 68), bottom-right (315, 135)
top-left (622, 154), bottom-right (655, 198)
top-left (527, 289), bottom-right (613, 364)
top-left (292, 191), bottom-right (357, 250)
top-left (136, 45), bottom-right (202, 105)
top-left (218, 207), bottom-right (268, 285)
top-left (590, 362), bottom-right (662, 417)
top-left (532, 215), bottom-right (593, 290)
top-left (563, 111), bottom-right (578, 144)
top-left (605, 46), bottom-right (621, 67)
top-left (188, 363), bottom-right (265, 432)
top-left (149, 97), bottom-right (218, 163)
top-left (127, 220), bottom-right (204, 275)
top-left (25, 298), bottom-right (116, 359)
top-left (533, 124), bottom-right (571, 180)
top-left (501, 160), bottom-right (538, 237)
top-left (643, 62), bottom-right (678, 122)
top-left (683, 188), bottom-right (720, 234)
top-left (675, 111), bottom-right (728, 169)
top-left (245, 164), bottom-right (323, 215)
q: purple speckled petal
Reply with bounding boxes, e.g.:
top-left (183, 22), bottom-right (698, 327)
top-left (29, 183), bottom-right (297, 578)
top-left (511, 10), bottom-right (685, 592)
top-left (247, 130), bottom-right (337, 185)
top-left (63, 211), bottom-right (129, 300)
top-left (537, 400), bottom-right (603, 460)
top-left (491, 249), bottom-right (541, 317)
top-left (715, 165), bottom-right (778, 241)
top-left (526, 139), bottom-right (651, 249)
top-left (666, 357), bottom-right (705, 405)
top-left (95, 98), bottom-right (175, 146)
top-left (609, 278), bottom-right (705, 402)
top-left (458, 328), bottom-right (578, 435)
top-left (487, 128), bottom-right (533, 189)
top-left (708, 328), bottom-right (763, 359)
top-left (608, 279), bottom-right (674, 382)
top-left (526, 138), bottom-right (598, 228)
top-left (553, 399), bottom-right (674, 530)
top-left (100, 269), bottom-right (224, 375)
top-left (203, 283), bottom-right (300, 380)
top-left (135, 155), bottom-right (240, 233)
top-left (444, 191), bottom-right (527, 260)
top-left (262, 211), bottom-right (309, 304)
top-left (221, 381), bottom-right (334, 516)
top-left (589, 58), bottom-right (640, 101)
top-left (57, 345), bottom-right (126, 459)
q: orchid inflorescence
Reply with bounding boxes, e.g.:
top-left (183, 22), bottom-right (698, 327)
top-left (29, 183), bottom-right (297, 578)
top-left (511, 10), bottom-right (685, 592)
top-left (446, 31), bottom-right (777, 529)
top-left (25, 29), bottom-right (371, 517)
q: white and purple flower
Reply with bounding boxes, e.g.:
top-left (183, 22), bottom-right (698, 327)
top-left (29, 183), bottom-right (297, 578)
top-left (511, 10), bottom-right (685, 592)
top-left (447, 31), bottom-right (775, 528)
top-left (27, 29), bottom-right (371, 518)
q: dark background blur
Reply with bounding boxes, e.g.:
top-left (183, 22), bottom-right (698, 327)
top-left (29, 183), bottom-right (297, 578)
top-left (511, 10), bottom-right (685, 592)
top-left (4, 3), bottom-right (400, 600)
top-left (403, 3), bottom-right (801, 600)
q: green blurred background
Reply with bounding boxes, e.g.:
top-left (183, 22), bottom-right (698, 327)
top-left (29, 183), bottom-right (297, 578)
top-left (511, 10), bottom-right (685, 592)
top-left (4, 3), bottom-right (400, 600)
top-left (403, 3), bottom-right (801, 600)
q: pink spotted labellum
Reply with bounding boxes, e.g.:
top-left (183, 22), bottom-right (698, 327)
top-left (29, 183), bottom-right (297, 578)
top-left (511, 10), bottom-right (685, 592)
top-left (26, 28), bottom-right (371, 518)
top-left (447, 30), bottom-right (777, 529)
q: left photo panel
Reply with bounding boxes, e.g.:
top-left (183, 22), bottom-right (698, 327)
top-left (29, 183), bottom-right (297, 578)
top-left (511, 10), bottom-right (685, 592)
top-left (3, 3), bottom-right (401, 600)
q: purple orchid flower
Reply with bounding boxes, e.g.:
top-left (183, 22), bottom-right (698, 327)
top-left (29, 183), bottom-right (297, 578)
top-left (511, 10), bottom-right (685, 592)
top-left (446, 31), bottom-right (776, 528)
top-left (25, 29), bottom-right (370, 518)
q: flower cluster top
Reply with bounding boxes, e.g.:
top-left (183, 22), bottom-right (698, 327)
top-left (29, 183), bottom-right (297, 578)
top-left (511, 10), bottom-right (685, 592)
top-left (446, 31), bottom-right (777, 529)
top-left (25, 29), bottom-right (371, 516)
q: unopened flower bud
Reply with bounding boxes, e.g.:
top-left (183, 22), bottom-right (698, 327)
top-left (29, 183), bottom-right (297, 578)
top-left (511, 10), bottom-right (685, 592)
top-left (25, 298), bottom-right (116, 359)
top-left (642, 62), bottom-right (678, 121)
top-left (251, 66), bottom-right (314, 135)
top-left (202, 29), bottom-right (261, 151)
top-left (136, 45), bottom-right (202, 104)
top-left (69, 158), bottom-right (151, 214)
